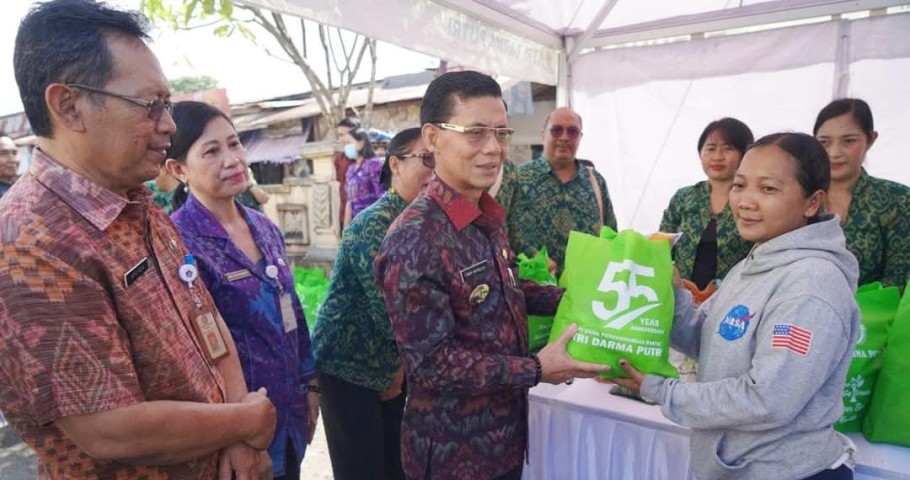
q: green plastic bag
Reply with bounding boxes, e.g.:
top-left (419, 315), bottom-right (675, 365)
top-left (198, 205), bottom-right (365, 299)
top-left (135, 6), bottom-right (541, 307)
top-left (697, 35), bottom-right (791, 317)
top-left (834, 282), bottom-right (899, 432)
top-left (549, 227), bottom-right (677, 379)
top-left (517, 247), bottom-right (558, 353)
top-left (863, 278), bottom-right (910, 445)
top-left (293, 267), bottom-right (329, 331)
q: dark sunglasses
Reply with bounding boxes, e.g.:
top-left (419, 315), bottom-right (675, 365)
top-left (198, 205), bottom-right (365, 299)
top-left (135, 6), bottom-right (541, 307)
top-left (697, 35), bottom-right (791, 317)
top-left (549, 125), bottom-right (582, 139)
top-left (68, 83), bottom-right (174, 121)
top-left (396, 152), bottom-right (435, 168)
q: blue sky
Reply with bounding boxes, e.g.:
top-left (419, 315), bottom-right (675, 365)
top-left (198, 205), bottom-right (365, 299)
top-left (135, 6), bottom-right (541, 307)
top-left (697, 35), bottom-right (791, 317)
top-left (1, 0), bottom-right (438, 116)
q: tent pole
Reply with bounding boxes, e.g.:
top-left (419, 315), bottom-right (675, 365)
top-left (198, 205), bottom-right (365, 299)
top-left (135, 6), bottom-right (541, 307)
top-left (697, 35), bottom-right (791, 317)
top-left (557, 37), bottom-right (572, 108)
top-left (567, 0), bottom-right (620, 63)
top-left (832, 18), bottom-right (852, 98)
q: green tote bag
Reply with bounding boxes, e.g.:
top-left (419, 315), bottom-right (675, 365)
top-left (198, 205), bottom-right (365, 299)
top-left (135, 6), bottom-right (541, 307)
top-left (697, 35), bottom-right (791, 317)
top-left (863, 278), bottom-right (910, 445)
top-left (517, 247), bottom-right (558, 354)
top-left (549, 227), bottom-right (677, 379)
top-left (834, 282), bottom-right (900, 432)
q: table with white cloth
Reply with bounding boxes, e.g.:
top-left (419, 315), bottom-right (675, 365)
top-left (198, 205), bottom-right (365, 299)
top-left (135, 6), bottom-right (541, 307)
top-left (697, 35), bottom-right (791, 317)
top-left (524, 378), bottom-right (910, 480)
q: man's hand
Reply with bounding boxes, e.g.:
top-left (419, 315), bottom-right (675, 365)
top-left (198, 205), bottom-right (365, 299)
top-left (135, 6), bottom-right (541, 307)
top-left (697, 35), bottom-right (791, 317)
top-left (306, 388), bottom-right (320, 444)
top-left (608, 359), bottom-right (647, 395)
top-left (257, 450), bottom-right (273, 480)
top-left (378, 364), bottom-right (405, 402)
top-left (243, 388), bottom-right (277, 450)
top-left (218, 443), bottom-right (261, 480)
top-left (537, 324), bottom-right (611, 384)
top-left (546, 258), bottom-right (558, 276)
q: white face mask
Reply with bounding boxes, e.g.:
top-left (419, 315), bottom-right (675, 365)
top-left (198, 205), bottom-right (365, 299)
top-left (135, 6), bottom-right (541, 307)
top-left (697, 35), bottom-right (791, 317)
top-left (343, 143), bottom-right (358, 160)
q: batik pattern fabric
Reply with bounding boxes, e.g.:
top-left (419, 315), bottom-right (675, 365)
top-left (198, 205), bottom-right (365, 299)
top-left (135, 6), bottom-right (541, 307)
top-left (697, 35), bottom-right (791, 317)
top-left (843, 170), bottom-right (910, 289)
top-left (143, 179), bottom-right (174, 214)
top-left (495, 159), bottom-right (519, 226)
top-left (659, 181), bottom-right (753, 285)
top-left (507, 156), bottom-right (617, 272)
top-left (374, 176), bottom-right (563, 480)
top-left (0, 149), bottom-right (226, 479)
top-left (235, 187), bottom-right (264, 212)
top-left (345, 156), bottom-right (385, 220)
top-left (172, 194), bottom-right (316, 477)
top-left (314, 190), bottom-right (408, 391)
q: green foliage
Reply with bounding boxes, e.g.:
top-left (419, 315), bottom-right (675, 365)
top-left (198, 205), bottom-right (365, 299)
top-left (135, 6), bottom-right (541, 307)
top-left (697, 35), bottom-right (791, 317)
top-left (141, 0), bottom-right (235, 29)
top-left (169, 75), bottom-right (219, 93)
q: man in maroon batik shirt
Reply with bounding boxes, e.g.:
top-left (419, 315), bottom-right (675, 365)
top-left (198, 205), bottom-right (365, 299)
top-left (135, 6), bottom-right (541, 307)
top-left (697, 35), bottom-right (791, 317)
top-left (375, 70), bottom-right (609, 480)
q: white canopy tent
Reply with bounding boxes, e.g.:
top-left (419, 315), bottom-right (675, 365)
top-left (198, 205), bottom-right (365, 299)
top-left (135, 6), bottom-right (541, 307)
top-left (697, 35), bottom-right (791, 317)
top-left (238, 0), bottom-right (910, 230)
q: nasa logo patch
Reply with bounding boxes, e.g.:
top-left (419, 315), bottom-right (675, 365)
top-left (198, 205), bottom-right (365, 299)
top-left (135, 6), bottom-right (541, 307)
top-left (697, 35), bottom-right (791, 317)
top-left (718, 304), bottom-right (755, 341)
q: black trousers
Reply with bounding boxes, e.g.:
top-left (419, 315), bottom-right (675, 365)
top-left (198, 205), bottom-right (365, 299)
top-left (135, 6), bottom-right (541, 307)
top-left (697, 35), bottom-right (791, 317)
top-left (319, 371), bottom-right (406, 480)
top-left (803, 464), bottom-right (853, 480)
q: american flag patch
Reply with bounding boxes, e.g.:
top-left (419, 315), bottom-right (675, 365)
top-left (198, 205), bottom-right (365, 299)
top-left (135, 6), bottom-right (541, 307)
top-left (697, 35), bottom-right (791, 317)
top-left (772, 324), bottom-right (813, 356)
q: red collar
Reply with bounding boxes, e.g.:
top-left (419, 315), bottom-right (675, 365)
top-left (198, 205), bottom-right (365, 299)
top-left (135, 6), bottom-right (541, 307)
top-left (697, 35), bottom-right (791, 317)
top-left (427, 176), bottom-right (504, 231)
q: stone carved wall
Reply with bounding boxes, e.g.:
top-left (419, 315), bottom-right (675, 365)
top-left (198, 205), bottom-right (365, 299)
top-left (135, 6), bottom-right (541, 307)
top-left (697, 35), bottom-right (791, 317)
top-left (262, 142), bottom-right (340, 269)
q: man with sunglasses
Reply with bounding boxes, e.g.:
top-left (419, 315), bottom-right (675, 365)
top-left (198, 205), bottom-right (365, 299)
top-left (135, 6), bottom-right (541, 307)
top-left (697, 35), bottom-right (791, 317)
top-left (0, 136), bottom-right (20, 198)
top-left (375, 71), bottom-right (609, 480)
top-left (0, 1), bottom-right (276, 478)
top-left (508, 107), bottom-right (617, 273)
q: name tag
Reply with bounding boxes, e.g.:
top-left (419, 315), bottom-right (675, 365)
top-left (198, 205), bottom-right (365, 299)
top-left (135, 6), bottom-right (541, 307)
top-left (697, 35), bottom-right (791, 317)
top-left (124, 257), bottom-right (149, 287)
top-left (459, 260), bottom-right (490, 283)
top-left (280, 294), bottom-right (297, 333)
top-left (224, 269), bottom-right (252, 282)
top-left (193, 312), bottom-right (229, 361)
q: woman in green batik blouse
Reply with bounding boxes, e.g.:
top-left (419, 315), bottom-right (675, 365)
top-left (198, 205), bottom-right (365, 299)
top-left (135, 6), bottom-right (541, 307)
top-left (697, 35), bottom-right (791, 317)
top-left (313, 128), bottom-right (434, 480)
top-left (814, 98), bottom-right (910, 290)
top-left (660, 118), bottom-right (755, 293)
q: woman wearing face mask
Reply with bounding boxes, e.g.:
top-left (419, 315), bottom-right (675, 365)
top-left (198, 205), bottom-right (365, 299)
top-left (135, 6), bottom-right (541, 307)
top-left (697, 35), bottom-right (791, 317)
top-left (164, 101), bottom-right (318, 480)
top-left (611, 133), bottom-right (860, 480)
top-left (314, 128), bottom-right (434, 480)
top-left (341, 122), bottom-right (384, 224)
top-left (660, 118), bottom-right (755, 296)
top-left (814, 98), bottom-right (910, 290)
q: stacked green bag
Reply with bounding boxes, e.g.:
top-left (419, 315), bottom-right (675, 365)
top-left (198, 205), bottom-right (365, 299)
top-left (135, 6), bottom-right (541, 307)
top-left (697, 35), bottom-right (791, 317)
top-left (549, 227), bottom-right (677, 379)
top-left (834, 282), bottom-right (900, 432)
top-left (863, 278), bottom-right (910, 446)
top-left (517, 247), bottom-right (558, 354)
top-left (293, 267), bottom-right (329, 331)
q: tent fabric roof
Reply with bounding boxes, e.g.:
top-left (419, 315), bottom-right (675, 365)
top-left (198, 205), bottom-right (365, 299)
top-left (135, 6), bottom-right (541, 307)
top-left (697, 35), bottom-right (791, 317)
top-left (236, 0), bottom-right (910, 233)
top-left (237, 0), bottom-right (907, 85)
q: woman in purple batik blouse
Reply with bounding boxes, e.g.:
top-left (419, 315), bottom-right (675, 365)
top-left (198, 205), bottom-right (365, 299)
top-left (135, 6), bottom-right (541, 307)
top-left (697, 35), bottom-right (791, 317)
top-left (341, 122), bottom-right (384, 225)
top-left (165, 101), bottom-right (318, 480)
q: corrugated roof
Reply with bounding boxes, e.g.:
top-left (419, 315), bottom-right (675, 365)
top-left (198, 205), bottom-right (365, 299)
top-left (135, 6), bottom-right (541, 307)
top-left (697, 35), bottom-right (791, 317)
top-left (249, 84), bottom-right (428, 127)
top-left (244, 133), bottom-right (307, 164)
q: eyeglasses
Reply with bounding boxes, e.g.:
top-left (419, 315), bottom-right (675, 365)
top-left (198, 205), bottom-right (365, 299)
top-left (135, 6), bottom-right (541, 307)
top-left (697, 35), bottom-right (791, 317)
top-left (397, 151), bottom-right (435, 168)
top-left (549, 125), bottom-right (582, 139)
top-left (68, 83), bottom-right (174, 121)
top-left (434, 123), bottom-right (514, 146)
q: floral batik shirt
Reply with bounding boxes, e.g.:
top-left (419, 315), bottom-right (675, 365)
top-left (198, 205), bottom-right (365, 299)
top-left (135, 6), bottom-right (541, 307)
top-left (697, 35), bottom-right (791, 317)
top-left (507, 156), bottom-right (617, 273)
top-left (314, 190), bottom-right (408, 391)
top-left (842, 170), bottom-right (910, 289)
top-left (660, 181), bottom-right (753, 286)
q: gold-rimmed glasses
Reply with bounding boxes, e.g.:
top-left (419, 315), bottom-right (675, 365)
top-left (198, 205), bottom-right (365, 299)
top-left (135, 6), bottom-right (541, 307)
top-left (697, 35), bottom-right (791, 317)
top-left (434, 123), bottom-right (514, 146)
top-left (396, 151), bottom-right (435, 168)
top-left (68, 83), bottom-right (174, 121)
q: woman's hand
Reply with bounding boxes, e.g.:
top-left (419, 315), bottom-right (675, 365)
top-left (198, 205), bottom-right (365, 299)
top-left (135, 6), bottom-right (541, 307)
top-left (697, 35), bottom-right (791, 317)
top-left (379, 364), bottom-right (406, 401)
top-left (608, 359), bottom-right (646, 395)
top-left (306, 386), bottom-right (320, 444)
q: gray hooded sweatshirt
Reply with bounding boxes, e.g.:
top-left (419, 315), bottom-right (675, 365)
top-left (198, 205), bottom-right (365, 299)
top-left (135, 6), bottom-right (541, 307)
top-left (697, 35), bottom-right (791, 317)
top-left (641, 215), bottom-right (860, 480)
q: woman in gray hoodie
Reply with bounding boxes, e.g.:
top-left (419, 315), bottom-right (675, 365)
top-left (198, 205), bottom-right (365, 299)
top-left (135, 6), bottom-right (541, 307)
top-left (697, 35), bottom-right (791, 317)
top-left (614, 132), bottom-right (860, 480)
